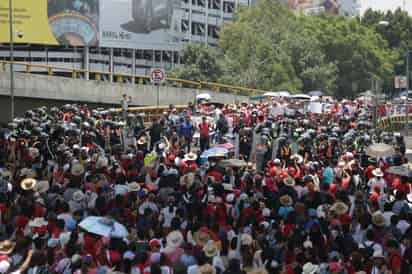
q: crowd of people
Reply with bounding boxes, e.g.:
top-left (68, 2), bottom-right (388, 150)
top-left (0, 96), bottom-right (410, 274)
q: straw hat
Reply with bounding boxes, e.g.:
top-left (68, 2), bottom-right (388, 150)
top-left (372, 213), bottom-right (386, 227)
top-left (330, 202), bottom-right (348, 216)
top-left (372, 168), bottom-right (384, 177)
top-left (96, 156), bottom-right (109, 169)
top-left (0, 240), bottom-right (15, 255)
top-left (302, 262), bottom-right (319, 274)
top-left (28, 217), bottom-right (48, 228)
top-left (279, 195), bottom-right (293, 206)
top-left (166, 230), bottom-right (184, 249)
top-left (34, 180), bottom-right (49, 194)
top-left (291, 154), bottom-right (304, 164)
top-left (241, 233), bottom-right (253, 246)
top-left (203, 240), bottom-right (218, 257)
top-left (20, 178), bottom-right (37, 191)
top-left (179, 173), bottom-right (195, 188)
top-left (72, 190), bottom-right (85, 202)
top-left (193, 230), bottom-right (211, 247)
top-left (137, 136), bottom-right (147, 145)
top-left (127, 182), bottom-right (141, 192)
top-left (20, 168), bottom-right (36, 178)
top-left (198, 264), bottom-right (216, 274)
top-left (184, 152), bottom-right (198, 162)
top-left (283, 176), bottom-right (296, 187)
top-left (71, 163), bottom-right (85, 176)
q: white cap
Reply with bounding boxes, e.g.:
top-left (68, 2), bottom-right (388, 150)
top-left (0, 260), bottom-right (10, 274)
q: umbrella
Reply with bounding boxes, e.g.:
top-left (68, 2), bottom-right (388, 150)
top-left (201, 147), bottom-right (229, 159)
top-left (196, 93), bottom-right (211, 101)
top-left (386, 165), bottom-right (412, 178)
top-left (215, 143), bottom-right (235, 150)
top-left (365, 143), bottom-right (395, 158)
top-left (218, 159), bottom-right (247, 168)
top-left (292, 94), bottom-right (311, 100)
top-left (308, 90), bottom-right (323, 97)
top-left (79, 216), bottom-right (128, 239)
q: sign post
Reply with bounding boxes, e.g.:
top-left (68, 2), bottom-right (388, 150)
top-left (150, 68), bottom-right (166, 106)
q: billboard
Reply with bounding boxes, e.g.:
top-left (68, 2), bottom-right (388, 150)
top-left (284, 0), bottom-right (340, 15)
top-left (0, 0), bottom-right (99, 46)
top-left (99, 0), bottom-right (183, 50)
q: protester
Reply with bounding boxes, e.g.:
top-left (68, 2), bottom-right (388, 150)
top-left (0, 96), bottom-right (410, 274)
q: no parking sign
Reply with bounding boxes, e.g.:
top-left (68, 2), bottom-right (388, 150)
top-left (150, 68), bottom-right (166, 84)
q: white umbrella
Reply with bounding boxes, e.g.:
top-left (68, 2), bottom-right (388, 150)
top-left (79, 216), bottom-right (128, 239)
top-left (196, 93), bottom-right (211, 101)
top-left (292, 94), bottom-right (311, 100)
top-left (365, 143), bottom-right (395, 158)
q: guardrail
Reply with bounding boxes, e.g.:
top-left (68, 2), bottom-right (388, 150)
top-left (0, 60), bottom-right (267, 97)
top-left (377, 114), bottom-right (412, 131)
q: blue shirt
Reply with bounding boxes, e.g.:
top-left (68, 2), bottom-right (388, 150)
top-left (179, 121), bottom-right (194, 138)
top-left (323, 166), bottom-right (334, 185)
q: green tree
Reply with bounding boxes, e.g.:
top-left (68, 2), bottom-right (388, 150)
top-left (169, 43), bottom-right (222, 82)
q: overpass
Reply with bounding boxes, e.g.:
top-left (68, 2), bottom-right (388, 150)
top-left (0, 61), bottom-right (263, 123)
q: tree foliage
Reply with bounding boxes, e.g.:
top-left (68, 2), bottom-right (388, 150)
top-left (170, 0), bottom-right (403, 98)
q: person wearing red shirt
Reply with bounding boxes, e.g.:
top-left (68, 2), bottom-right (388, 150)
top-left (198, 117), bottom-right (210, 153)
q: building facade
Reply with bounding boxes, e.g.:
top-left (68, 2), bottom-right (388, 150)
top-left (0, 0), bottom-right (252, 77)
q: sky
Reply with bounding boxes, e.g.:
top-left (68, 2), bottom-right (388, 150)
top-left (360, 0), bottom-right (412, 15)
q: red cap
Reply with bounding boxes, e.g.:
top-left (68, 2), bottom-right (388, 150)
top-left (149, 239), bottom-right (161, 249)
top-left (341, 214), bottom-right (352, 224)
top-left (288, 167), bottom-right (297, 176)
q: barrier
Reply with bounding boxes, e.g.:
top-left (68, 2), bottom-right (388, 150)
top-left (0, 60), bottom-right (268, 97)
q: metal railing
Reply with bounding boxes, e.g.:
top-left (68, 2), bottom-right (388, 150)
top-left (0, 60), bottom-right (268, 97)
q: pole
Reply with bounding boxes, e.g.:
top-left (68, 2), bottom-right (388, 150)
top-left (405, 51), bottom-right (410, 134)
top-left (156, 84), bottom-right (160, 106)
top-left (9, 0), bottom-right (14, 121)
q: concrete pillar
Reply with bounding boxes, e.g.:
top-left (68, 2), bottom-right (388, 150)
top-left (189, 1), bottom-right (193, 41)
top-left (205, 0), bottom-right (209, 44)
top-left (152, 49), bottom-right (155, 67)
top-left (131, 49), bottom-right (136, 84)
top-left (109, 48), bottom-right (114, 82)
top-left (84, 46), bottom-right (89, 80)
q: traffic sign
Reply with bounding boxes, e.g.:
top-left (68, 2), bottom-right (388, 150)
top-left (150, 68), bottom-right (166, 84)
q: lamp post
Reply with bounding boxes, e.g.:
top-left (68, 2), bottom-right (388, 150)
top-left (9, 0), bottom-right (14, 121)
top-left (405, 50), bottom-right (410, 133)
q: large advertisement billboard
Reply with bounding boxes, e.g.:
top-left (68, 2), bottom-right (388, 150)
top-left (0, 0), bottom-right (99, 46)
top-left (285, 0), bottom-right (340, 15)
top-left (99, 0), bottom-right (183, 50)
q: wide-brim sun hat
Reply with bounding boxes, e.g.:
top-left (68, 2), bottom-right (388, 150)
top-left (184, 152), bottom-right (198, 162)
top-left (193, 230), bottom-right (211, 247)
top-left (291, 153), bottom-right (304, 164)
top-left (0, 240), bottom-right (15, 255)
top-left (372, 168), bottom-right (384, 177)
top-left (72, 190), bottom-right (85, 202)
top-left (302, 262), bottom-right (319, 274)
top-left (372, 213), bottom-right (386, 227)
top-left (166, 230), bottom-right (184, 249)
top-left (279, 195), bottom-right (293, 206)
top-left (203, 240), bottom-right (218, 257)
top-left (20, 178), bottom-right (37, 191)
top-left (330, 202), bottom-right (348, 216)
top-left (283, 176), bottom-right (296, 187)
top-left (127, 182), bottom-right (141, 192)
top-left (33, 180), bottom-right (49, 194)
top-left (71, 163), bottom-right (85, 176)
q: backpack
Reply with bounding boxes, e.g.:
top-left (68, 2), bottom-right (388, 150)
top-left (362, 241), bottom-right (376, 259)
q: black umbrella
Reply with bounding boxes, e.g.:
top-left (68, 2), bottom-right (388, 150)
top-left (386, 165), bottom-right (412, 178)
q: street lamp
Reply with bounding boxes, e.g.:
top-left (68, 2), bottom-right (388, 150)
top-left (9, 0), bottom-right (14, 122)
top-left (405, 51), bottom-right (410, 133)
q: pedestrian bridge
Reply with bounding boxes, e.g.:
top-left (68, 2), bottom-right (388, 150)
top-left (0, 60), bottom-right (263, 123)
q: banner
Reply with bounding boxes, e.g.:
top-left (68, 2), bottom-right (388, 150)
top-left (283, 0), bottom-right (340, 15)
top-left (394, 76), bottom-right (407, 89)
top-left (0, 0), bottom-right (99, 46)
top-left (99, 0), bottom-right (183, 50)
